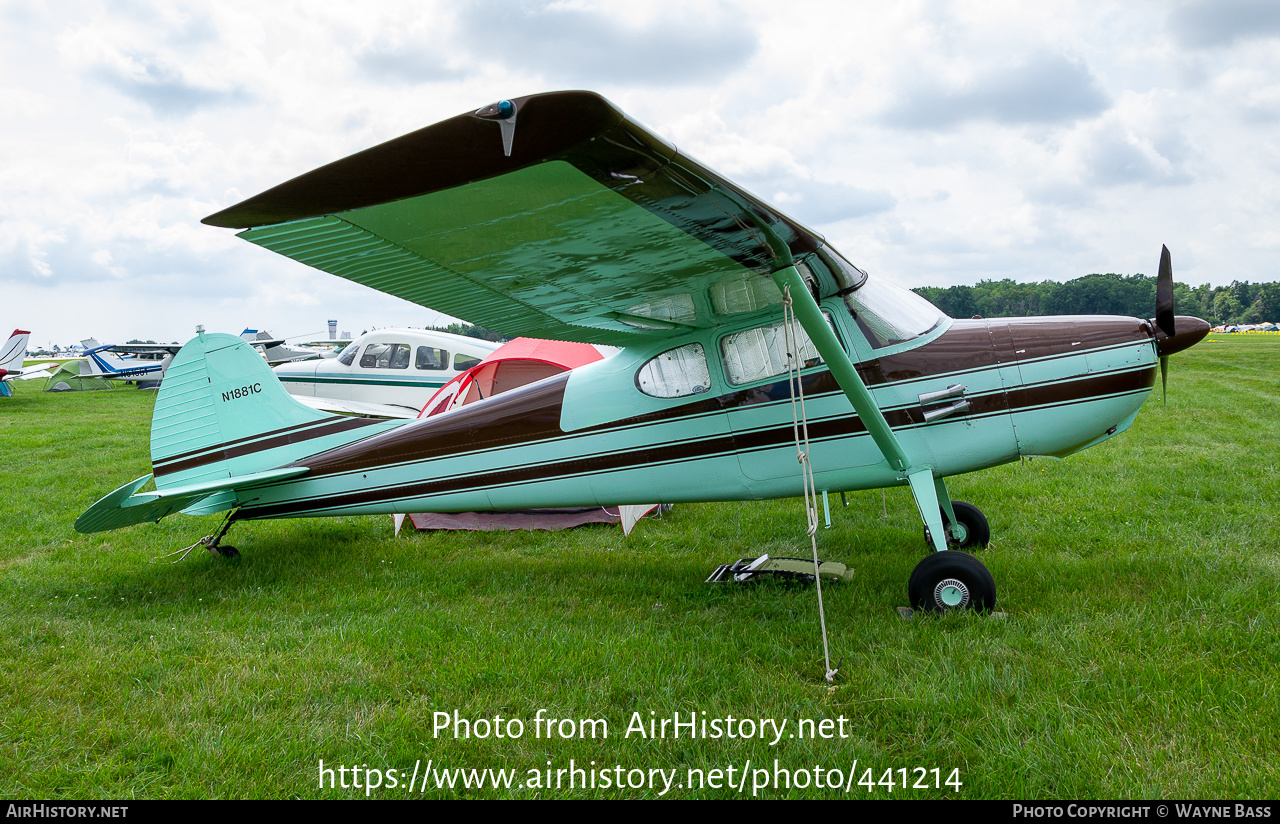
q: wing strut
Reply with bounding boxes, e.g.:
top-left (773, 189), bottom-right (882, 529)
top-left (771, 265), bottom-right (951, 551)
top-left (769, 266), bottom-right (910, 472)
top-left (694, 186), bottom-right (953, 553)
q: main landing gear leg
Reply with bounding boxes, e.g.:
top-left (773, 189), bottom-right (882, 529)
top-left (904, 469), bottom-right (996, 613)
top-left (906, 468), bottom-right (950, 554)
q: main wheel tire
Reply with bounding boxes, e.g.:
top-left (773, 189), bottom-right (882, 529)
top-left (214, 545), bottom-right (240, 559)
top-left (944, 501), bottom-right (990, 549)
top-left (925, 500), bottom-right (991, 550)
top-left (908, 550), bottom-right (996, 613)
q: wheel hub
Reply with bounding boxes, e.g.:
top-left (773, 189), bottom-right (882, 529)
top-left (947, 521), bottom-right (969, 545)
top-left (934, 578), bottom-right (970, 609)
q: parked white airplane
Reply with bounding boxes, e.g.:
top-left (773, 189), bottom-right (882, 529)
top-left (79, 339), bottom-right (182, 384)
top-left (239, 330), bottom-right (324, 366)
top-left (0, 330), bottom-right (57, 394)
top-left (272, 327), bottom-right (502, 418)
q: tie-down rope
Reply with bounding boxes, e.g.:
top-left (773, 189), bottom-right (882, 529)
top-left (781, 285), bottom-right (838, 683)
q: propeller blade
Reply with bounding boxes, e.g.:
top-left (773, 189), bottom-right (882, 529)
top-left (1156, 245), bottom-right (1175, 338)
top-left (1160, 354), bottom-right (1168, 406)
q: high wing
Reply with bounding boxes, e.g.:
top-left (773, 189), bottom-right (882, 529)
top-left (203, 90), bottom-right (868, 346)
top-left (107, 343), bottom-right (184, 355)
top-left (290, 394), bottom-right (421, 420)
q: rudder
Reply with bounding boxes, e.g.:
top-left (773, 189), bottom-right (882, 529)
top-left (149, 331), bottom-right (380, 490)
top-left (0, 330), bottom-right (30, 373)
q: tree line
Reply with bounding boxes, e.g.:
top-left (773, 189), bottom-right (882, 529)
top-left (427, 274), bottom-right (1279, 337)
top-left (427, 322), bottom-right (508, 342)
top-left (913, 274), bottom-right (1280, 326)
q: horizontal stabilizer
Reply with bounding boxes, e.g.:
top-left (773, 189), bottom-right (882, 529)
top-left (75, 467), bottom-right (311, 534)
top-left (131, 466), bottom-right (311, 503)
top-left (76, 331), bottom-right (403, 533)
top-left (74, 475), bottom-right (192, 533)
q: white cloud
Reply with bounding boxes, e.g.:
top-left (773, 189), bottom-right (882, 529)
top-left (1, 0), bottom-right (1277, 344)
top-left (1168, 0), bottom-right (1280, 49)
top-left (882, 53), bottom-right (1110, 129)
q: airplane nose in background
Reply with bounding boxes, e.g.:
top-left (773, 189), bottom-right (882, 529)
top-left (1154, 316), bottom-right (1211, 357)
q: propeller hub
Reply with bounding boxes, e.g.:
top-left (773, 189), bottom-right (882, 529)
top-left (1152, 315), bottom-right (1211, 357)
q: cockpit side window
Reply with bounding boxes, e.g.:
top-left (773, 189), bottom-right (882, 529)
top-left (453, 353), bottom-right (482, 371)
top-left (841, 277), bottom-right (946, 349)
top-left (337, 344), bottom-right (359, 366)
top-left (415, 346), bottom-right (448, 370)
top-left (360, 342), bottom-right (411, 369)
top-left (636, 343), bottom-right (711, 399)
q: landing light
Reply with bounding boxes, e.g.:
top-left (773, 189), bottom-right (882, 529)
top-left (475, 100), bottom-right (515, 119)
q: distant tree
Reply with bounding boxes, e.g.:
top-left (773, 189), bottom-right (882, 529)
top-left (1230, 280), bottom-right (1253, 310)
top-left (937, 285), bottom-right (977, 317)
top-left (914, 269), bottom-right (1280, 324)
top-left (1187, 283), bottom-right (1215, 321)
top-left (431, 323), bottom-right (508, 343)
top-left (1042, 274), bottom-right (1156, 317)
top-left (1251, 283), bottom-right (1280, 322)
top-left (1212, 292), bottom-right (1244, 325)
top-left (1241, 298), bottom-right (1264, 325)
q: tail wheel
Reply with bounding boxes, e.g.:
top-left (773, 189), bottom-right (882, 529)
top-left (908, 550), bottom-right (996, 613)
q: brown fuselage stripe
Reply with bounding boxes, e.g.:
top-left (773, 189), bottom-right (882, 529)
top-left (155, 415), bottom-right (351, 468)
top-left (152, 416), bottom-right (385, 478)
top-left (161, 318), bottom-right (1152, 485)
top-left (287, 322), bottom-right (1150, 479)
top-left (238, 366), bottom-right (1154, 519)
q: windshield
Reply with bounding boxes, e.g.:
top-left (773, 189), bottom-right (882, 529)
top-left (842, 275), bottom-right (946, 348)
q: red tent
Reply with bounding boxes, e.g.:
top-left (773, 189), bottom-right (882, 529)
top-left (403, 337), bottom-right (660, 533)
top-left (420, 337), bottom-right (606, 418)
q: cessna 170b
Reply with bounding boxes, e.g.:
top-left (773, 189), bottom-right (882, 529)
top-left (76, 91), bottom-right (1210, 614)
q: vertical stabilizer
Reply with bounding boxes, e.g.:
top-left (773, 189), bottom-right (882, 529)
top-left (0, 330), bottom-right (31, 373)
top-left (150, 332), bottom-right (391, 491)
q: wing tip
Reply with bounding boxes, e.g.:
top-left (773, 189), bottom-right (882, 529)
top-left (201, 90), bottom-right (622, 230)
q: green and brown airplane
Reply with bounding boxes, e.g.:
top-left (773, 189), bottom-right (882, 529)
top-left (76, 91), bottom-right (1209, 613)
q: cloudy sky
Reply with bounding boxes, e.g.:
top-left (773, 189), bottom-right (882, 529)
top-left (3, 0), bottom-right (1278, 347)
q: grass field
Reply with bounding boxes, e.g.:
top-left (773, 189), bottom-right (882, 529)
top-left (1, 335), bottom-right (1276, 799)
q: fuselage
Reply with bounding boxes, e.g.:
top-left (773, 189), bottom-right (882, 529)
top-left (228, 300), bottom-right (1188, 522)
top-left (82, 345), bottom-right (172, 382)
top-left (273, 328), bottom-right (501, 415)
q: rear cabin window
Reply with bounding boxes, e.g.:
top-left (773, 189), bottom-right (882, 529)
top-left (454, 353), bottom-right (482, 371)
top-left (636, 343), bottom-right (711, 399)
top-left (415, 346), bottom-right (448, 370)
top-left (360, 342), bottom-right (411, 369)
top-left (720, 316), bottom-right (830, 386)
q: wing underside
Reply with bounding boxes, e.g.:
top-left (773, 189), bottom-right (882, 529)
top-left (205, 91), bottom-right (866, 346)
